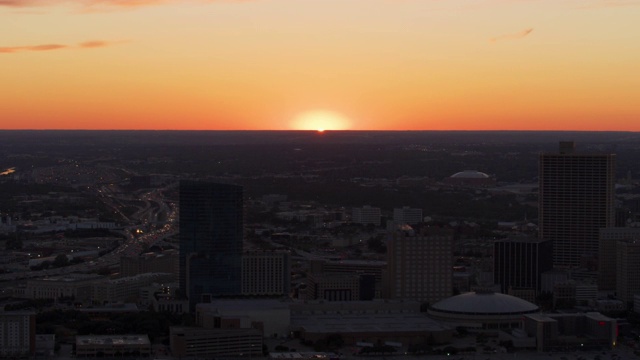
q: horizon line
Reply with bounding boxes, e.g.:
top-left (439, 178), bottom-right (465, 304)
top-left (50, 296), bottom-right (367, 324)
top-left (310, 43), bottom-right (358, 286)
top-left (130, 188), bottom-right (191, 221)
top-left (1, 129), bottom-right (638, 133)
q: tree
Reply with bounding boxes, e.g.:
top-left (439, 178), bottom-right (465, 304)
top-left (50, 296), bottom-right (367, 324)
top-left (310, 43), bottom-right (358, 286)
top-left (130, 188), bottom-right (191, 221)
top-left (53, 254), bottom-right (69, 268)
top-left (5, 237), bottom-right (22, 250)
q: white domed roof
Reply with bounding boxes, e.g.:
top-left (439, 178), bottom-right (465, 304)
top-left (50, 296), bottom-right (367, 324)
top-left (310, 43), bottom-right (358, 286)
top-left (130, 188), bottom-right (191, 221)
top-left (450, 170), bottom-right (490, 179)
top-left (430, 291), bottom-right (539, 315)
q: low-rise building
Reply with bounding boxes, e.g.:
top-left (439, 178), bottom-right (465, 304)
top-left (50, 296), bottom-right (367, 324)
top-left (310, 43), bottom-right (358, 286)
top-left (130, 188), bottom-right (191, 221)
top-left (291, 300), bottom-right (452, 345)
top-left (24, 274), bottom-right (105, 301)
top-left (75, 335), bottom-right (151, 357)
top-left (196, 299), bottom-right (291, 338)
top-left (79, 303), bottom-right (139, 321)
top-left (523, 312), bottom-right (616, 352)
top-left (120, 250), bottom-right (179, 281)
top-left (170, 327), bottom-right (262, 358)
top-left (93, 272), bottom-right (173, 303)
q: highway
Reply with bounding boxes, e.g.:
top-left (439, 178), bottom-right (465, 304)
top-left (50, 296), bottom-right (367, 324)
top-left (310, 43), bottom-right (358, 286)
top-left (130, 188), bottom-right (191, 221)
top-left (0, 185), bottom-right (178, 282)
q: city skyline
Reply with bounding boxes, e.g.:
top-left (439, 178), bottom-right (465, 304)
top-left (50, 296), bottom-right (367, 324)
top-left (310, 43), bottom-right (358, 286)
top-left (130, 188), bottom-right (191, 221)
top-left (2, 1), bottom-right (640, 131)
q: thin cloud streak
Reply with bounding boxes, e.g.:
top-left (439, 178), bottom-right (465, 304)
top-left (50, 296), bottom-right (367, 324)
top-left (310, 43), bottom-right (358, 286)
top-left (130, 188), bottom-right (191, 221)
top-left (0, 40), bottom-right (118, 54)
top-left (0, 44), bottom-right (66, 53)
top-left (79, 40), bottom-right (110, 48)
top-left (490, 28), bottom-right (533, 43)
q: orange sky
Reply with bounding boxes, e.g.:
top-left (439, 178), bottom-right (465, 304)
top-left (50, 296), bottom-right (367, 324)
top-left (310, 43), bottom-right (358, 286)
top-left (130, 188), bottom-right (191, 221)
top-left (1, 0), bottom-right (639, 130)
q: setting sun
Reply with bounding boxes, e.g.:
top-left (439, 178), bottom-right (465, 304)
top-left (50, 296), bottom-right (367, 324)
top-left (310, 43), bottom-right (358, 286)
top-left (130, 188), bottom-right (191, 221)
top-left (290, 110), bottom-right (352, 132)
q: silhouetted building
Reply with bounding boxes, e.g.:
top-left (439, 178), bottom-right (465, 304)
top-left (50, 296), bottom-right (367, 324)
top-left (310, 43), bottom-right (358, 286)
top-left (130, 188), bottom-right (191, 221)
top-left (539, 141), bottom-right (616, 269)
top-left (386, 228), bottom-right (453, 304)
top-left (179, 181), bottom-right (243, 309)
top-left (616, 239), bottom-right (640, 305)
top-left (494, 237), bottom-right (553, 295)
top-left (598, 227), bottom-right (640, 291)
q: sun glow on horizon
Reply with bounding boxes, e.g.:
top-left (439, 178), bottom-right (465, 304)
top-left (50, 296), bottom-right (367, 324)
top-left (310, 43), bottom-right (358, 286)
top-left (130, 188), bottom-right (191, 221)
top-left (291, 110), bottom-right (352, 132)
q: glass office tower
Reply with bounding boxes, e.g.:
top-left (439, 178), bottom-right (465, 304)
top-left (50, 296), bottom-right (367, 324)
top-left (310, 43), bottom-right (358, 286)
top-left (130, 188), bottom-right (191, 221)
top-left (179, 180), bottom-right (243, 308)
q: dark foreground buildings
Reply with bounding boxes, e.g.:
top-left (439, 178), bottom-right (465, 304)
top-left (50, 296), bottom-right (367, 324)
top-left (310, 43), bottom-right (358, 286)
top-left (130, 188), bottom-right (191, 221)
top-left (179, 180), bottom-right (243, 309)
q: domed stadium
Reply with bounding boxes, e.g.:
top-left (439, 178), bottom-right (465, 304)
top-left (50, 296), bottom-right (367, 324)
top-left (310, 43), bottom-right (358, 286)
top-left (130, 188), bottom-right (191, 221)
top-left (443, 170), bottom-right (495, 187)
top-left (427, 291), bottom-right (539, 330)
top-left (450, 170), bottom-right (490, 179)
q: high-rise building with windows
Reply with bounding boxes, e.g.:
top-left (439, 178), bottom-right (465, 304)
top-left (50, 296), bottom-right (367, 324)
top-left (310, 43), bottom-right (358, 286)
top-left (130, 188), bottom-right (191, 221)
top-left (385, 228), bottom-right (453, 304)
top-left (0, 310), bottom-right (35, 358)
top-left (179, 181), bottom-right (243, 308)
top-left (539, 141), bottom-right (616, 269)
top-left (494, 237), bottom-right (553, 295)
top-left (241, 250), bottom-right (291, 296)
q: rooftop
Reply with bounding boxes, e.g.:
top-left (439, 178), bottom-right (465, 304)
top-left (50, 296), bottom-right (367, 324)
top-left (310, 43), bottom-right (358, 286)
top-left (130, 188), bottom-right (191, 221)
top-left (430, 291), bottom-right (539, 315)
top-left (76, 335), bottom-right (150, 346)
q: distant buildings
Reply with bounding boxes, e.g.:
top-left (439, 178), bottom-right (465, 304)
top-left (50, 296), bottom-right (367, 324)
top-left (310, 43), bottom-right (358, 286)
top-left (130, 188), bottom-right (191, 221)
top-left (493, 236), bottom-right (553, 296)
top-left (351, 206), bottom-right (381, 226)
top-left (392, 206), bottom-right (423, 225)
top-left (179, 180), bottom-right (244, 308)
top-left (443, 170), bottom-right (495, 187)
top-left (539, 141), bottom-right (616, 269)
top-left (386, 228), bottom-right (453, 304)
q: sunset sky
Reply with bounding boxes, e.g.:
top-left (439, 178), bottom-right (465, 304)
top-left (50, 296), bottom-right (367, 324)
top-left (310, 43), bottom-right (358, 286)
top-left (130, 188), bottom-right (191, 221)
top-left (1, 0), bottom-right (639, 131)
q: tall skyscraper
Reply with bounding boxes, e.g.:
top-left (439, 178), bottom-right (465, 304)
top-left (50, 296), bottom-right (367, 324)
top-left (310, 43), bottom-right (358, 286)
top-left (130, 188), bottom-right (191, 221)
top-left (539, 141), bottom-right (615, 269)
top-left (385, 228), bottom-right (453, 304)
top-left (179, 181), bottom-right (243, 308)
top-left (494, 237), bottom-right (553, 295)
